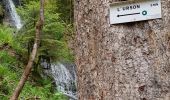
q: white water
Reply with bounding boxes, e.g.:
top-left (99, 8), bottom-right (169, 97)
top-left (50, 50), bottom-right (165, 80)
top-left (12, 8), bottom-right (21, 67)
top-left (7, 0), bottom-right (22, 29)
top-left (43, 63), bottom-right (77, 100)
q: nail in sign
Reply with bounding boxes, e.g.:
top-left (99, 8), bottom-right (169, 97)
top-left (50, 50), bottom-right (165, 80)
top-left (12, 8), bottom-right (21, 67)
top-left (110, 0), bottom-right (162, 24)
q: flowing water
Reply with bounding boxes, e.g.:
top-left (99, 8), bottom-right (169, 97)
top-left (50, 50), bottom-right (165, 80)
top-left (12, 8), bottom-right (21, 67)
top-left (4, 0), bottom-right (77, 99)
top-left (43, 63), bottom-right (77, 100)
top-left (6, 0), bottom-right (22, 29)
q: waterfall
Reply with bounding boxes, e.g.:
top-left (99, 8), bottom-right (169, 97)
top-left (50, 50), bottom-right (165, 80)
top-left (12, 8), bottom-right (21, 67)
top-left (6, 0), bottom-right (22, 29)
top-left (43, 63), bottom-right (77, 100)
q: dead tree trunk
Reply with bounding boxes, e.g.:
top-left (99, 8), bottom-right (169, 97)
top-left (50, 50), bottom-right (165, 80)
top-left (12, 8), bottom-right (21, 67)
top-left (75, 0), bottom-right (170, 99)
top-left (10, 0), bottom-right (44, 100)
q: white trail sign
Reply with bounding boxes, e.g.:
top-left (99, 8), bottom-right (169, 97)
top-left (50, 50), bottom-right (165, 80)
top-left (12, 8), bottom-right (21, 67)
top-left (110, 0), bottom-right (162, 24)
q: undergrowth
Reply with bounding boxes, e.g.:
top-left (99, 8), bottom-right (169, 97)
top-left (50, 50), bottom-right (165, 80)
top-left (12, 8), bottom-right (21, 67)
top-left (0, 26), bottom-right (68, 100)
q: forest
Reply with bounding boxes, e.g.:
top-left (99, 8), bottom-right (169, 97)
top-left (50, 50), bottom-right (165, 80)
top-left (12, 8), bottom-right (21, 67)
top-left (0, 0), bottom-right (75, 99)
top-left (1, 0), bottom-right (170, 100)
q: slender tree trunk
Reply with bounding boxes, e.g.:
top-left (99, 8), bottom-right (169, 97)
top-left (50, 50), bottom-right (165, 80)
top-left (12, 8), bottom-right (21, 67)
top-left (75, 0), bottom-right (170, 99)
top-left (10, 0), bottom-right (44, 100)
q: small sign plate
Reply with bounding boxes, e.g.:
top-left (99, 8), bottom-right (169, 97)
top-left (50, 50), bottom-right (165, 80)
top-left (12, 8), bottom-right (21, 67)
top-left (110, 0), bottom-right (162, 24)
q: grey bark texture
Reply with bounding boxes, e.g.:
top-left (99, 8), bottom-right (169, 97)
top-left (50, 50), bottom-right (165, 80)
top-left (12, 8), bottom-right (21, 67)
top-left (74, 0), bottom-right (170, 100)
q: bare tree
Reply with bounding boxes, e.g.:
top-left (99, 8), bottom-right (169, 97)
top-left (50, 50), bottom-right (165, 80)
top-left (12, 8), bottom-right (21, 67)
top-left (75, 0), bottom-right (170, 99)
top-left (10, 0), bottom-right (44, 99)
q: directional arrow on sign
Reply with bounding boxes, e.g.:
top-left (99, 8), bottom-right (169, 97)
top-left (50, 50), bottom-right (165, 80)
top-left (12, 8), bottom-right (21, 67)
top-left (110, 0), bottom-right (162, 24)
top-left (117, 12), bottom-right (140, 17)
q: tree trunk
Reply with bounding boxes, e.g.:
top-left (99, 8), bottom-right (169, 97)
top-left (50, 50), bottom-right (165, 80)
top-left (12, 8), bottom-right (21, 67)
top-left (10, 0), bottom-right (44, 100)
top-left (75, 0), bottom-right (170, 99)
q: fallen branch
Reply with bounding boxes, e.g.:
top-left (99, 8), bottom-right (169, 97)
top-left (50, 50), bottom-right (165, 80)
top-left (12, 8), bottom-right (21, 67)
top-left (10, 0), bottom-right (44, 100)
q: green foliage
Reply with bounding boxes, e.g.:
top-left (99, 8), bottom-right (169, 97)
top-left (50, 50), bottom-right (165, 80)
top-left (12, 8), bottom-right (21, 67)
top-left (0, 51), bottom-right (16, 67)
top-left (0, 26), bottom-right (23, 70)
top-left (0, 26), bottom-right (68, 99)
top-left (17, 0), bottom-right (74, 63)
top-left (0, 65), bottom-right (18, 99)
top-left (56, 0), bottom-right (73, 23)
top-left (0, 26), bottom-right (13, 46)
top-left (54, 92), bottom-right (69, 100)
top-left (0, 65), bottom-right (68, 100)
top-left (0, 25), bottom-right (25, 53)
top-left (0, 0), bottom-right (74, 99)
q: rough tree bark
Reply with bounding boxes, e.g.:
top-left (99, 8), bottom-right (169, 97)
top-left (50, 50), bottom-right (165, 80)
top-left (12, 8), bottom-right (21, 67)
top-left (75, 0), bottom-right (170, 100)
top-left (10, 0), bottom-right (44, 100)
